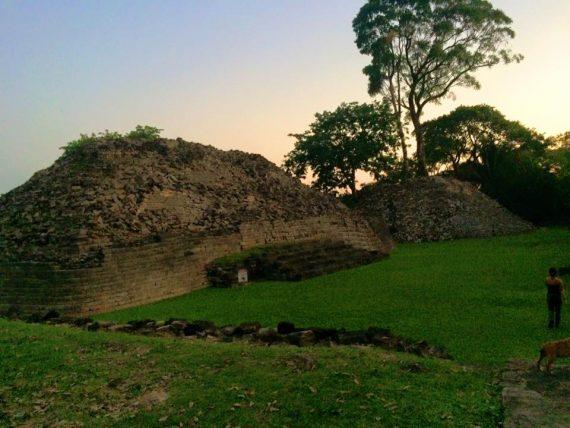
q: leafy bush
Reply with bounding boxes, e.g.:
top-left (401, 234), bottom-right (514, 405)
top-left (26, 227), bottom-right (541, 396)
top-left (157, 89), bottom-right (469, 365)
top-left (60, 126), bottom-right (163, 159)
top-left (60, 130), bottom-right (123, 158)
top-left (125, 125), bottom-right (163, 141)
top-left (60, 133), bottom-right (99, 158)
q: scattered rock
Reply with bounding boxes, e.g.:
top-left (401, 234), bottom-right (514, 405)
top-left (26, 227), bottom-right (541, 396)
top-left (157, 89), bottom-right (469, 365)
top-left (127, 319), bottom-right (155, 330)
top-left (97, 321), bottom-right (115, 330)
top-left (169, 320), bottom-right (188, 332)
top-left (338, 330), bottom-right (369, 345)
top-left (277, 321), bottom-right (296, 335)
top-left (108, 324), bottom-right (134, 333)
top-left (307, 327), bottom-right (338, 342)
top-left (86, 321), bottom-right (100, 331)
top-left (287, 330), bottom-right (317, 347)
top-left (183, 320), bottom-right (215, 336)
top-left (155, 325), bottom-right (176, 336)
top-left (235, 322), bottom-right (261, 336)
top-left (256, 328), bottom-right (282, 344)
top-left (221, 325), bottom-right (237, 336)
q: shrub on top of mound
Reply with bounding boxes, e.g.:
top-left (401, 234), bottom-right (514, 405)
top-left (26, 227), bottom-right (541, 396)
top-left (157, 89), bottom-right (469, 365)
top-left (354, 176), bottom-right (533, 243)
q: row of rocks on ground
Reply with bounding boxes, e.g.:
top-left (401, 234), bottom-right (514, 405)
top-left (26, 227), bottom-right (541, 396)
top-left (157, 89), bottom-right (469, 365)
top-left (1, 310), bottom-right (452, 360)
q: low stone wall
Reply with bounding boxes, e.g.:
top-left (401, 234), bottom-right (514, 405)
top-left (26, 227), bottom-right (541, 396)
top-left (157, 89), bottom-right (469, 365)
top-left (0, 214), bottom-right (385, 316)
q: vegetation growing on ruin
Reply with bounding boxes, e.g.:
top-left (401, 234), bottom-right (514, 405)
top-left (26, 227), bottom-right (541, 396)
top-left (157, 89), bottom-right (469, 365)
top-left (60, 125), bottom-right (163, 159)
top-left (99, 228), bottom-right (570, 366)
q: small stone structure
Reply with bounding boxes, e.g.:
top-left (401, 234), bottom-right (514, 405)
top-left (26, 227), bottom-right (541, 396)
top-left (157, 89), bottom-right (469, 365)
top-left (354, 176), bottom-right (533, 243)
top-left (0, 137), bottom-right (392, 315)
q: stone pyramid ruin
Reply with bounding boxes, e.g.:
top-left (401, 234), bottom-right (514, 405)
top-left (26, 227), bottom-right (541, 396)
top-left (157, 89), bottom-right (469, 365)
top-left (354, 176), bottom-right (533, 243)
top-left (0, 134), bottom-right (392, 315)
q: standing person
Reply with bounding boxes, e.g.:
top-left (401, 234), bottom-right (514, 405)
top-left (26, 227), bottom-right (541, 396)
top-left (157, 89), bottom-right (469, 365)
top-left (545, 268), bottom-right (565, 329)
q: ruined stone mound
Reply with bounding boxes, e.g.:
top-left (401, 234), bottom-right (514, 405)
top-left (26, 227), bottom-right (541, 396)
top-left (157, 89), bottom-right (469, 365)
top-left (0, 136), bottom-right (391, 268)
top-left (355, 176), bottom-right (533, 243)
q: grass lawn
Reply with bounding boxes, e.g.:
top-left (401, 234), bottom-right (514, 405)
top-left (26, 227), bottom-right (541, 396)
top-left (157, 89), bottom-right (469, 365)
top-left (2, 228), bottom-right (568, 426)
top-left (99, 228), bottom-right (570, 366)
top-left (0, 319), bottom-right (500, 427)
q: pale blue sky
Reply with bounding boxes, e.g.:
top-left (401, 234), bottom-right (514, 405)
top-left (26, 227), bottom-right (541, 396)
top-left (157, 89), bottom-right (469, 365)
top-left (1, 0), bottom-right (569, 193)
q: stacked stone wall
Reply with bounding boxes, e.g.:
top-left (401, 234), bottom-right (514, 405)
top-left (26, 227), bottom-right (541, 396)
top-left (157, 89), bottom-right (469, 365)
top-left (0, 214), bottom-right (384, 315)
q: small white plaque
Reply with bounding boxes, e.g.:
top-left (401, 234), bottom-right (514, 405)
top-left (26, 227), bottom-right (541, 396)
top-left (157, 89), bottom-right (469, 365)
top-left (237, 268), bottom-right (248, 284)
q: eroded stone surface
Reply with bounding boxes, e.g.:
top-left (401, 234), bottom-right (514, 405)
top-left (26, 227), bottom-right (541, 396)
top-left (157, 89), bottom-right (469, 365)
top-left (502, 359), bottom-right (570, 428)
top-left (355, 176), bottom-right (533, 243)
top-left (0, 137), bottom-right (392, 268)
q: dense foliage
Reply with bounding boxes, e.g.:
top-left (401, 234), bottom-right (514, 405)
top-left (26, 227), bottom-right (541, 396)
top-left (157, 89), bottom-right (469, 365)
top-left (353, 0), bottom-right (522, 175)
top-left (284, 102), bottom-right (398, 195)
top-left (423, 105), bottom-right (569, 224)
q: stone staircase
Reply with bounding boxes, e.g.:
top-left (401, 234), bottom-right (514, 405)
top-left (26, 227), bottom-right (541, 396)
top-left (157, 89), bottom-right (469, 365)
top-left (262, 241), bottom-right (382, 281)
top-left (206, 240), bottom-right (384, 286)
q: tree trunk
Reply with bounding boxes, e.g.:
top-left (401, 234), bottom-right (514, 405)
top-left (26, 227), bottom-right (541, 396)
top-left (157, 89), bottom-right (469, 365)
top-left (349, 170), bottom-right (357, 195)
top-left (388, 81), bottom-right (408, 177)
top-left (409, 106), bottom-right (427, 176)
top-left (396, 117), bottom-right (408, 175)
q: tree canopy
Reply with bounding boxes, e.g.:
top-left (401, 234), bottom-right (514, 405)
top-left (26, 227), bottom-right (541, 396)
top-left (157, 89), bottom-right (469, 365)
top-left (422, 105), bottom-right (569, 224)
top-left (284, 101), bottom-right (398, 195)
top-left (353, 0), bottom-right (522, 176)
top-left (423, 105), bottom-right (545, 174)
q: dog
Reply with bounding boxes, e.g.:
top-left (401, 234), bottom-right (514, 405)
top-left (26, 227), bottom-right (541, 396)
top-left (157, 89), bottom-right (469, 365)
top-left (536, 338), bottom-right (570, 373)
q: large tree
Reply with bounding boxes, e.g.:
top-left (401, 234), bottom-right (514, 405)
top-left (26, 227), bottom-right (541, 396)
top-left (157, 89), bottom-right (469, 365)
top-left (423, 105), bottom-right (560, 223)
top-left (284, 101), bottom-right (398, 195)
top-left (353, 0), bottom-right (522, 176)
top-left (423, 105), bottom-right (545, 174)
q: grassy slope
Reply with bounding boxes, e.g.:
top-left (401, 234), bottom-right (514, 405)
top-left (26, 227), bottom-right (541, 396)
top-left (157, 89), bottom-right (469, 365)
top-left (0, 320), bottom-right (500, 427)
top-left (99, 228), bottom-right (570, 366)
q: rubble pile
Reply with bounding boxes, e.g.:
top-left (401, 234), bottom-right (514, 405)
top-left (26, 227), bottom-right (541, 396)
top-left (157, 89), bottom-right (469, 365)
top-left (355, 176), bottom-right (533, 243)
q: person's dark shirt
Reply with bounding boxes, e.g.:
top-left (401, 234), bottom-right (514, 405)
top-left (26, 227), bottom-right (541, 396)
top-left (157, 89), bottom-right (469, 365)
top-left (545, 276), bottom-right (563, 297)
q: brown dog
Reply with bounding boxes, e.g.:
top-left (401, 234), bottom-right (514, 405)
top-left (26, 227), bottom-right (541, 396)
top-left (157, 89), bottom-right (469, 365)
top-left (536, 338), bottom-right (570, 373)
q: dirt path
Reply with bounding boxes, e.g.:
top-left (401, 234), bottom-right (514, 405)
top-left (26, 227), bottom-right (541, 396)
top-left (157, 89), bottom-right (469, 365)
top-left (502, 359), bottom-right (569, 427)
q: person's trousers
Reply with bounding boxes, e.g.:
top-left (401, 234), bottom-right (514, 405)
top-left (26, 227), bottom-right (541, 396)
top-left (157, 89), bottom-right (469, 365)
top-left (547, 296), bottom-right (562, 328)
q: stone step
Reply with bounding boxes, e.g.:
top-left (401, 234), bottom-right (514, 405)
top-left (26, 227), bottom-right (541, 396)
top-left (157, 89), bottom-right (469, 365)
top-left (207, 240), bottom-right (384, 286)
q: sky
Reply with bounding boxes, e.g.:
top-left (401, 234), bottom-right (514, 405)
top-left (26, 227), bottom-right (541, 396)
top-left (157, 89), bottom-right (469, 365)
top-left (1, 0), bottom-right (569, 194)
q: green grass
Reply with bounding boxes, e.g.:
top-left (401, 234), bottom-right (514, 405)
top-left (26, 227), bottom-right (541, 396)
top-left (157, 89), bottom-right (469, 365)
top-left (2, 228), bottom-right (568, 426)
top-left (99, 228), bottom-right (570, 366)
top-left (0, 319), bottom-right (500, 427)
